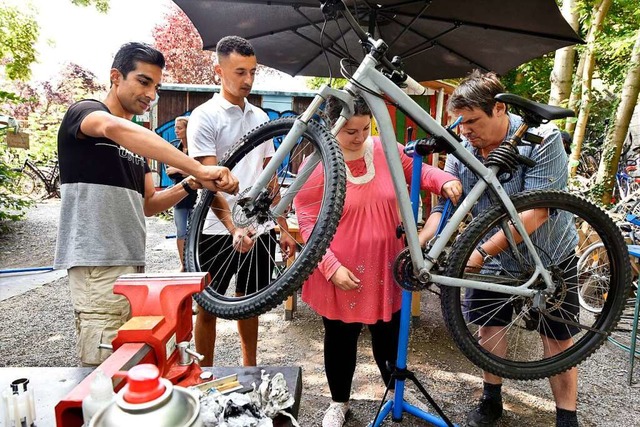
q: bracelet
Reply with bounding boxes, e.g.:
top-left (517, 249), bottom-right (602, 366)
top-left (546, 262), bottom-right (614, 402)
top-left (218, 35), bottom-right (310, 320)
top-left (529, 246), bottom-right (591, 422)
top-left (181, 180), bottom-right (197, 195)
top-left (476, 246), bottom-right (492, 263)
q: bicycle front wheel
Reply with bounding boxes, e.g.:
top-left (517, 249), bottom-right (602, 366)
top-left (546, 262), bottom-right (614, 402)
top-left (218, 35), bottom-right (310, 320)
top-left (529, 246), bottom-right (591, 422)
top-left (185, 118), bottom-right (345, 319)
top-left (441, 190), bottom-right (631, 380)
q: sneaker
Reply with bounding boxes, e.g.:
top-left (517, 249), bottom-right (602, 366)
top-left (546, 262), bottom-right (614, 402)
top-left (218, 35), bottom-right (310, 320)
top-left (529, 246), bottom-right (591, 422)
top-left (322, 402), bottom-right (349, 427)
top-left (466, 396), bottom-right (503, 427)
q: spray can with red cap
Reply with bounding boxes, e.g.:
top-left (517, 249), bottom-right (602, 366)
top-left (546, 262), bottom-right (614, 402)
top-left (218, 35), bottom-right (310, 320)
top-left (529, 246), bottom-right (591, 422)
top-left (89, 364), bottom-right (202, 427)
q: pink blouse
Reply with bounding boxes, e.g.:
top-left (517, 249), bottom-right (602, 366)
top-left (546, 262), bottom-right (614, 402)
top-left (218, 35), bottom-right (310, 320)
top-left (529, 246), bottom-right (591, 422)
top-left (293, 137), bottom-right (456, 323)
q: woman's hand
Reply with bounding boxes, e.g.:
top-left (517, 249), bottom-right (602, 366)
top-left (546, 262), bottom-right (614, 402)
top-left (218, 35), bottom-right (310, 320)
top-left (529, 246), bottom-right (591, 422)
top-left (329, 266), bottom-right (361, 291)
top-left (441, 179), bottom-right (462, 205)
top-left (279, 233), bottom-right (297, 261)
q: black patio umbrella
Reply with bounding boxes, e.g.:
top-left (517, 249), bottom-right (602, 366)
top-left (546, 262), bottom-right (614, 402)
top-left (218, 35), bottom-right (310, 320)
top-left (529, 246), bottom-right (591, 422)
top-left (174, 0), bottom-right (582, 80)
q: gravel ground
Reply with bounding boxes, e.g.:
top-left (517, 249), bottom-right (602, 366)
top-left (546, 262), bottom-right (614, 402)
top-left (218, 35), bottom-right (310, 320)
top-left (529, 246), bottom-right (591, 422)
top-left (1, 200), bottom-right (639, 426)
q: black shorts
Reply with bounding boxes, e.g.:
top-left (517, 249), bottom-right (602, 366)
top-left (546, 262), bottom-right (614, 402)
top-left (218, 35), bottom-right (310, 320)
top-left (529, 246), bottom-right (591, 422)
top-left (198, 229), bottom-right (276, 296)
top-left (465, 255), bottom-right (580, 340)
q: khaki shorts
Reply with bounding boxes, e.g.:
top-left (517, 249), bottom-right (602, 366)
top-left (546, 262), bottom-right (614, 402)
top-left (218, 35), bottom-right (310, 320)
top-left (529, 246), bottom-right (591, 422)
top-left (68, 265), bottom-right (143, 366)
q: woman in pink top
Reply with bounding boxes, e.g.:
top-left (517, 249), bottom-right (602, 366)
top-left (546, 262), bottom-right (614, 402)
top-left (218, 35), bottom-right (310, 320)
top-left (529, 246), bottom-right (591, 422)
top-left (294, 95), bottom-right (462, 427)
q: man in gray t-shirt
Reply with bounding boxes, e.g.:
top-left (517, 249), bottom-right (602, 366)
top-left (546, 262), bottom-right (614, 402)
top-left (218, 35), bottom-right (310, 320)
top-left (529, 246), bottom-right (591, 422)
top-left (55, 42), bottom-right (238, 366)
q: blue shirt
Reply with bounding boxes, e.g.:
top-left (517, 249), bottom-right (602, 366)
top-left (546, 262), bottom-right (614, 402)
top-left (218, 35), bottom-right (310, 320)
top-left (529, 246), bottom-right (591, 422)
top-left (434, 113), bottom-right (578, 271)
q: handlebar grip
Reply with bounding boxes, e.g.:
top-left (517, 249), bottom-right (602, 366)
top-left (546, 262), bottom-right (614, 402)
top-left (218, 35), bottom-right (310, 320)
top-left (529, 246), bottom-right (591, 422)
top-left (403, 75), bottom-right (428, 95)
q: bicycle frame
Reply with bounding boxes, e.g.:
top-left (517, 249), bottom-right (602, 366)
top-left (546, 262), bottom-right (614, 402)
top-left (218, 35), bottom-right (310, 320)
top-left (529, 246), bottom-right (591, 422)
top-left (242, 50), bottom-right (554, 304)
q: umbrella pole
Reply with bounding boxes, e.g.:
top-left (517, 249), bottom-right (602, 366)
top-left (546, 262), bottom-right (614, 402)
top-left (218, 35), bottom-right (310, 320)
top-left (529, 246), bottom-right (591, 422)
top-left (370, 128), bottom-right (456, 427)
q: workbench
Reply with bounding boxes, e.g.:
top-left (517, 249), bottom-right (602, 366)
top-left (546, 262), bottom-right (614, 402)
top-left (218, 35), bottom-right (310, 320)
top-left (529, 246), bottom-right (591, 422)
top-left (0, 365), bottom-right (302, 426)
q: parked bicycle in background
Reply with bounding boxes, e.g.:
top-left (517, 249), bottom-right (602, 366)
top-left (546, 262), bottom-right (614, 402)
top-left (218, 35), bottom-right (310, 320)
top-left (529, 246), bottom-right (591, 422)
top-left (15, 157), bottom-right (60, 200)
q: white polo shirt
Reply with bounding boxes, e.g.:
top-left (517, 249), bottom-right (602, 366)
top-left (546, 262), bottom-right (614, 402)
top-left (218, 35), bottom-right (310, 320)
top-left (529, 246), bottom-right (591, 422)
top-left (188, 93), bottom-right (274, 234)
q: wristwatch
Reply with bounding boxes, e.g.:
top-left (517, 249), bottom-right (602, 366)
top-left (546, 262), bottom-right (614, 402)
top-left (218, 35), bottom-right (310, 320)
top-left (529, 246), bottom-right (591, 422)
top-left (181, 180), bottom-right (197, 195)
top-left (476, 246), bottom-right (492, 263)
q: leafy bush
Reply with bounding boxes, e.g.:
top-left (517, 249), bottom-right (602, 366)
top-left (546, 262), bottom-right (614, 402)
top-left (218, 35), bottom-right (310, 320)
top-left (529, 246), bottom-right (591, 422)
top-left (0, 155), bottom-right (32, 231)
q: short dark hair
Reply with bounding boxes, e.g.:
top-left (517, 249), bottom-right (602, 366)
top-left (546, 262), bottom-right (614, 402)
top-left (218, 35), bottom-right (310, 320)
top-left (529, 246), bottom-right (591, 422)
top-left (216, 36), bottom-right (255, 58)
top-left (111, 42), bottom-right (165, 78)
top-left (324, 95), bottom-right (371, 126)
top-left (447, 70), bottom-right (505, 117)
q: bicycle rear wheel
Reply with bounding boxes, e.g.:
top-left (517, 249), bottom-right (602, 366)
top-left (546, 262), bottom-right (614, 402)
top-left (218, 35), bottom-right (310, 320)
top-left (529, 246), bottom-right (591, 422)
top-left (17, 166), bottom-right (46, 200)
top-left (185, 118), bottom-right (345, 319)
top-left (441, 190), bottom-right (631, 380)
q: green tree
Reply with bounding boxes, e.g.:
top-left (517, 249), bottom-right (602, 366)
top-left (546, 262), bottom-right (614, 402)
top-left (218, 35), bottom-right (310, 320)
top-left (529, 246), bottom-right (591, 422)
top-left (592, 28), bottom-right (640, 204)
top-left (0, 4), bottom-right (39, 82)
top-left (0, 3), bottom-right (39, 228)
top-left (305, 77), bottom-right (349, 90)
top-left (70, 0), bottom-right (109, 13)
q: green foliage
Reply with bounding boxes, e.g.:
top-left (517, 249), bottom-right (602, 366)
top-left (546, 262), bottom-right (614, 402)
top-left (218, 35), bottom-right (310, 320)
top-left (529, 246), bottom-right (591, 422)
top-left (0, 3), bottom-right (39, 225)
top-left (500, 0), bottom-right (637, 105)
top-left (582, 87), bottom-right (617, 149)
top-left (0, 155), bottom-right (32, 230)
top-left (305, 77), bottom-right (349, 90)
top-left (501, 54), bottom-right (555, 101)
top-left (0, 4), bottom-right (39, 81)
top-left (70, 0), bottom-right (110, 13)
top-left (591, 0), bottom-right (640, 94)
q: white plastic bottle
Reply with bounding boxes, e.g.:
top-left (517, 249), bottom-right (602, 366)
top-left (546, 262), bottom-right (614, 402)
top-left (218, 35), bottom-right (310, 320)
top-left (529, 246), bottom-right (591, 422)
top-left (82, 369), bottom-right (115, 426)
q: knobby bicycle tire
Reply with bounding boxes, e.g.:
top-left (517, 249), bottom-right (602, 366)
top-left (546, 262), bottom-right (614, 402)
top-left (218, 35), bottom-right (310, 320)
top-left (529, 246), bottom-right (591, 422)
top-left (441, 190), bottom-right (630, 380)
top-left (184, 118), bottom-right (345, 319)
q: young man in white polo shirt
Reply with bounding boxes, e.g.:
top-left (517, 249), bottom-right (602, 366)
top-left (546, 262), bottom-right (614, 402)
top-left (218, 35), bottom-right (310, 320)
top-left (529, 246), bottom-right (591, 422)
top-left (188, 36), bottom-right (296, 367)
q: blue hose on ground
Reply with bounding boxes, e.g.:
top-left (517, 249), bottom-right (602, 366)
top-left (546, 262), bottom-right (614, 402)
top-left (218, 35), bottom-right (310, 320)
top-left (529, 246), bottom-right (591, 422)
top-left (0, 266), bottom-right (55, 275)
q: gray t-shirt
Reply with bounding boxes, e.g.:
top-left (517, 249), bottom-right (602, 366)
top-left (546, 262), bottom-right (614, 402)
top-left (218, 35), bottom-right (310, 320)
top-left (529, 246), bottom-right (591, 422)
top-left (54, 100), bottom-right (148, 269)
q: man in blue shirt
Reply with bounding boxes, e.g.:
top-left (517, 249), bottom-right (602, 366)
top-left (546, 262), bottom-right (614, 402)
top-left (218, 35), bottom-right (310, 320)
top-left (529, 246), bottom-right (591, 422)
top-left (420, 70), bottom-right (579, 427)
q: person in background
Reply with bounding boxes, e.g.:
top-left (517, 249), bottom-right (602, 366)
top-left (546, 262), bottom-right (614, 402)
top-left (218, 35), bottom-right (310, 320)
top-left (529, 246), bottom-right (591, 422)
top-left (166, 116), bottom-right (198, 271)
top-left (419, 70), bottom-right (579, 427)
top-left (294, 95), bottom-right (462, 427)
top-left (188, 35), bottom-right (296, 367)
top-left (54, 42), bottom-right (238, 367)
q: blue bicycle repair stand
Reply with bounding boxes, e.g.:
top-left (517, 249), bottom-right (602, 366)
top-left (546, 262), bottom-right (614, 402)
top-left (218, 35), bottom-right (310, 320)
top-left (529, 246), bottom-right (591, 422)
top-left (370, 135), bottom-right (457, 427)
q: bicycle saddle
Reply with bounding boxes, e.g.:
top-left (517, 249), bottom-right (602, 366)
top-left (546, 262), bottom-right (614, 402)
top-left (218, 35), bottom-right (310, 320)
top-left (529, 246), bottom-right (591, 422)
top-left (495, 93), bottom-right (575, 122)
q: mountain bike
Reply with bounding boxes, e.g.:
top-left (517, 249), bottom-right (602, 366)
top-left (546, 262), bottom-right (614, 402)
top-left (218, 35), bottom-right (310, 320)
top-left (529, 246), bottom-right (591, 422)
top-left (16, 158), bottom-right (61, 200)
top-left (184, 0), bottom-right (630, 381)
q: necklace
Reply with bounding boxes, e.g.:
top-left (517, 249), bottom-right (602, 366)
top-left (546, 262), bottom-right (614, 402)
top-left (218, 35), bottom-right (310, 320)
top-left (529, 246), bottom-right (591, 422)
top-left (345, 140), bottom-right (375, 184)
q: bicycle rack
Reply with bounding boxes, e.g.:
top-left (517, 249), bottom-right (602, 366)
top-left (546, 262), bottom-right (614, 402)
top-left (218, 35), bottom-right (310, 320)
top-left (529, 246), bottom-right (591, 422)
top-left (370, 131), bottom-right (456, 427)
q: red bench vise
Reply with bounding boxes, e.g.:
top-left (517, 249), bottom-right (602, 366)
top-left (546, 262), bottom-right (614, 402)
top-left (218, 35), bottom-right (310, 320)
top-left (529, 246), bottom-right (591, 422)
top-left (55, 272), bottom-right (210, 427)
